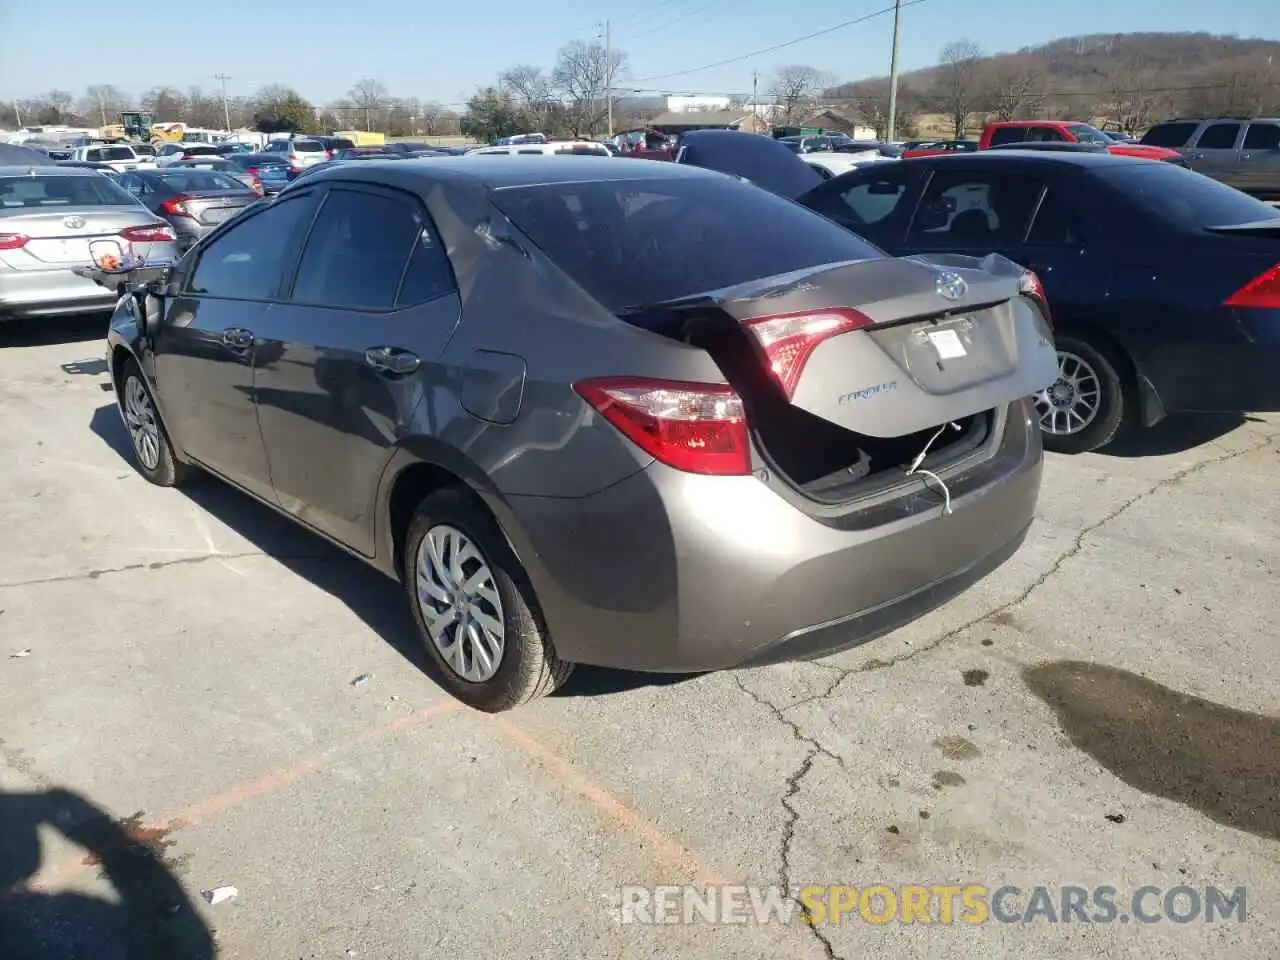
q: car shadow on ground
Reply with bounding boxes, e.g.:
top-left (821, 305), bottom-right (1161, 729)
top-left (0, 314), bottom-right (113, 349)
top-left (0, 785), bottom-right (214, 960)
top-left (1100, 413), bottom-right (1251, 458)
top-left (89, 404), bottom-right (697, 700)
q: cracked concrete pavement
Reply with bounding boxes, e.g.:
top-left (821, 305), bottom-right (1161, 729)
top-left (1, 317), bottom-right (1278, 959)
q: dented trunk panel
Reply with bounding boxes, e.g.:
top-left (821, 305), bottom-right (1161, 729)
top-left (702, 256), bottom-right (1058, 438)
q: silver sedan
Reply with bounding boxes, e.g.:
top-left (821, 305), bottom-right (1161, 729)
top-left (0, 166), bottom-right (181, 321)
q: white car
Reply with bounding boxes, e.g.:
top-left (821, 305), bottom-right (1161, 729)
top-left (802, 151), bottom-right (896, 179)
top-left (464, 140), bottom-right (612, 157)
top-left (155, 143), bottom-right (223, 167)
top-left (68, 144), bottom-right (155, 173)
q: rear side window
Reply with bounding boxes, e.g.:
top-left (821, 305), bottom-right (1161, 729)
top-left (988, 127), bottom-right (1028, 147)
top-left (1140, 122), bottom-right (1199, 148)
top-left (0, 175), bottom-right (136, 207)
top-left (1094, 164), bottom-right (1280, 230)
top-left (1243, 123), bottom-right (1280, 151)
top-left (1195, 123), bottom-right (1241, 150)
top-left (290, 188), bottom-right (432, 310)
top-left (907, 171), bottom-right (1044, 246)
top-left (188, 196), bottom-right (316, 299)
top-left (1026, 189), bottom-right (1084, 245)
top-left (492, 176), bottom-right (884, 312)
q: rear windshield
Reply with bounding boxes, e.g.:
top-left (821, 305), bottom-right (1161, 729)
top-left (88, 147), bottom-right (136, 161)
top-left (1094, 163), bottom-right (1280, 229)
top-left (186, 146), bottom-right (220, 155)
top-left (291, 140), bottom-right (324, 152)
top-left (153, 171), bottom-right (247, 192)
top-left (492, 176), bottom-right (885, 311)
top-left (328, 139), bottom-right (355, 150)
top-left (131, 144), bottom-right (156, 156)
top-left (0, 174), bottom-right (138, 207)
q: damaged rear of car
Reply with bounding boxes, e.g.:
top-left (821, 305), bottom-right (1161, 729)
top-left (484, 167), bottom-right (1055, 673)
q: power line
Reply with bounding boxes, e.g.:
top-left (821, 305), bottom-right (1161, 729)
top-left (621, 0), bottom-right (738, 43)
top-left (627, 0), bottom-right (931, 85)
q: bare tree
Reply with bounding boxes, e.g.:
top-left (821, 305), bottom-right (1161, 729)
top-left (1101, 53), bottom-right (1166, 133)
top-left (933, 40), bottom-right (984, 137)
top-left (981, 63), bottom-right (1045, 121)
top-left (550, 41), bottom-right (627, 137)
top-left (768, 65), bottom-right (830, 125)
top-left (82, 84), bottom-right (129, 127)
top-left (500, 65), bottom-right (552, 123)
top-left (348, 78), bottom-right (389, 130)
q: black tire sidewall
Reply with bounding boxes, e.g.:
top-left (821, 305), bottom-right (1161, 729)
top-left (1040, 334), bottom-right (1129, 455)
top-left (403, 488), bottom-right (552, 712)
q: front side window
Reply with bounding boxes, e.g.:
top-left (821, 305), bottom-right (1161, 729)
top-left (187, 196), bottom-right (315, 300)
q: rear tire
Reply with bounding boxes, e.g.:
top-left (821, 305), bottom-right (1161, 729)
top-left (403, 487), bottom-right (573, 712)
top-left (118, 358), bottom-right (193, 487)
top-left (1035, 333), bottom-right (1132, 455)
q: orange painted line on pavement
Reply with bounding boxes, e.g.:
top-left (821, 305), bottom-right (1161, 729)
top-left (485, 714), bottom-right (730, 887)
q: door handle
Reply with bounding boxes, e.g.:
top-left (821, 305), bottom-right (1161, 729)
top-left (220, 326), bottom-right (254, 349)
top-left (364, 346), bottom-right (420, 375)
top-left (1241, 153), bottom-right (1251, 160)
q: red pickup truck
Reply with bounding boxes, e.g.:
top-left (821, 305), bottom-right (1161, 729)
top-left (978, 121), bottom-right (1181, 161)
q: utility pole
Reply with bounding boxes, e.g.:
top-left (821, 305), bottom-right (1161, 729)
top-left (12, 100), bottom-right (22, 129)
top-left (886, 0), bottom-right (904, 142)
top-left (214, 73), bottom-right (232, 131)
top-left (605, 19), bottom-right (614, 138)
top-left (753, 69), bottom-right (759, 124)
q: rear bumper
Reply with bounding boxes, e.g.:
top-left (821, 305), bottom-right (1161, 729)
top-left (508, 402), bottom-right (1043, 673)
top-left (1135, 309), bottom-right (1280, 414)
top-left (0, 240), bottom-right (182, 319)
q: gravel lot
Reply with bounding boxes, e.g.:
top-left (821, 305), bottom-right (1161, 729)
top-left (1, 316), bottom-right (1277, 960)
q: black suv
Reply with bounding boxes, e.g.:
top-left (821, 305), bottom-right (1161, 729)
top-left (1139, 117), bottom-right (1280, 199)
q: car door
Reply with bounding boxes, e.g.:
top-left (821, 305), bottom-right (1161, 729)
top-left (1237, 121), bottom-right (1280, 198)
top-left (1185, 122), bottom-right (1243, 187)
top-left (152, 190), bottom-right (320, 499)
top-left (798, 162), bottom-right (926, 248)
top-left (252, 182), bottom-right (462, 555)
top-left (994, 182), bottom-right (1098, 327)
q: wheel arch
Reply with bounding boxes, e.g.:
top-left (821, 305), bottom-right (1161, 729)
top-left (1049, 320), bottom-right (1163, 427)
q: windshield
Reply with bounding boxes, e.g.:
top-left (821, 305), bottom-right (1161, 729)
top-left (1067, 124), bottom-right (1115, 145)
top-left (1094, 163), bottom-right (1280, 229)
top-left (0, 174), bottom-right (139, 207)
top-left (154, 171), bottom-right (248, 192)
top-left (492, 176), bottom-right (884, 312)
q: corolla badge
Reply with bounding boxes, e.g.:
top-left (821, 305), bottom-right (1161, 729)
top-left (62, 215), bottom-right (87, 230)
top-left (935, 269), bottom-right (968, 302)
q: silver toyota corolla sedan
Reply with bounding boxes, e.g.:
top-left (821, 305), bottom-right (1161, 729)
top-left (0, 166), bottom-right (180, 321)
top-left (104, 157), bottom-right (1056, 711)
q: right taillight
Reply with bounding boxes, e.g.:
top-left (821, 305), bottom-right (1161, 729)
top-left (0, 232), bottom-right (29, 250)
top-left (574, 377), bottom-right (751, 476)
top-left (160, 195), bottom-right (193, 217)
top-left (1224, 263), bottom-right (1280, 309)
top-left (742, 309), bottom-right (872, 399)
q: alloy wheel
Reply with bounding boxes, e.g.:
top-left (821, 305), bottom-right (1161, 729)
top-left (1034, 350), bottom-right (1102, 437)
top-left (122, 375), bottom-right (162, 471)
top-left (415, 524), bottom-right (506, 683)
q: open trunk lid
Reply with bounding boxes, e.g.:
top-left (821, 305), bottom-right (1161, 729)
top-left (633, 253), bottom-right (1057, 438)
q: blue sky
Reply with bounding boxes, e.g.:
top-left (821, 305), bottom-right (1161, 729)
top-left (1, 0), bottom-right (1276, 108)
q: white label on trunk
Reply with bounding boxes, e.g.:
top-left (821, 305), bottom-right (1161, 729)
top-left (928, 328), bottom-right (966, 359)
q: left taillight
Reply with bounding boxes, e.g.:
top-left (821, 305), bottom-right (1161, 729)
top-left (1019, 269), bottom-right (1053, 330)
top-left (0, 232), bottom-right (30, 250)
top-left (742, 309), bottom-right (872, 400)
top-left (573, 377), bottom-right (752, 476)
top-left (121, 224), bottom-right (177, 243)
top-left (1224, 263), bottom-right (1280, 309)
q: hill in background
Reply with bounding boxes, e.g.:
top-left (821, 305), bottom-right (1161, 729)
top-left (824, 32), bottom-right (1280, 138)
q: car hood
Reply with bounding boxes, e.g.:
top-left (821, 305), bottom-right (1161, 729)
top-left (1106, 143), bottom-right (1181, 160)
top-left (673, 129), bottom-right (825, 199)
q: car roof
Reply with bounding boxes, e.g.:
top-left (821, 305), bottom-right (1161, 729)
top-left (905, 150), bottom-right (1157, 170)
top-left (0, 164), bottom-right (103, 177)
top-left (291, 154), bottom-right (726, 190)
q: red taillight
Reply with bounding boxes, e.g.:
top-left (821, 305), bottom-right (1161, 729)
top-left (0, 232), bottom-right (29, 250)
top-left (246, 166), bottom-right (260, 176)
top-left (573, 377), bottom-right (751, 476)
top-left (742, 309), bottom-right (872, 399)
top-left (1019, 269), bottom-right (1045, 300)
top-left (1224, 263), bottom-right (1280, 309)
top-left (159, 195), bottom-right (193, 217)
top-left (121, 224), bottom-right (177, 242)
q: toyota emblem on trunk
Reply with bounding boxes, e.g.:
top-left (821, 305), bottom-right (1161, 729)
top-left (63, 216), bottom-right (86, 230)
top-left (935, 270), bottom-right (967, 301)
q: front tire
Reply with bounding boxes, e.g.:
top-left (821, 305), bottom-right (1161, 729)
top-left (1035, 333), bottom-right (1132, 454)
top-left (404, 487), bottom-right (573, 712)
top-left (118, 358), bottom-right (193, 486)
